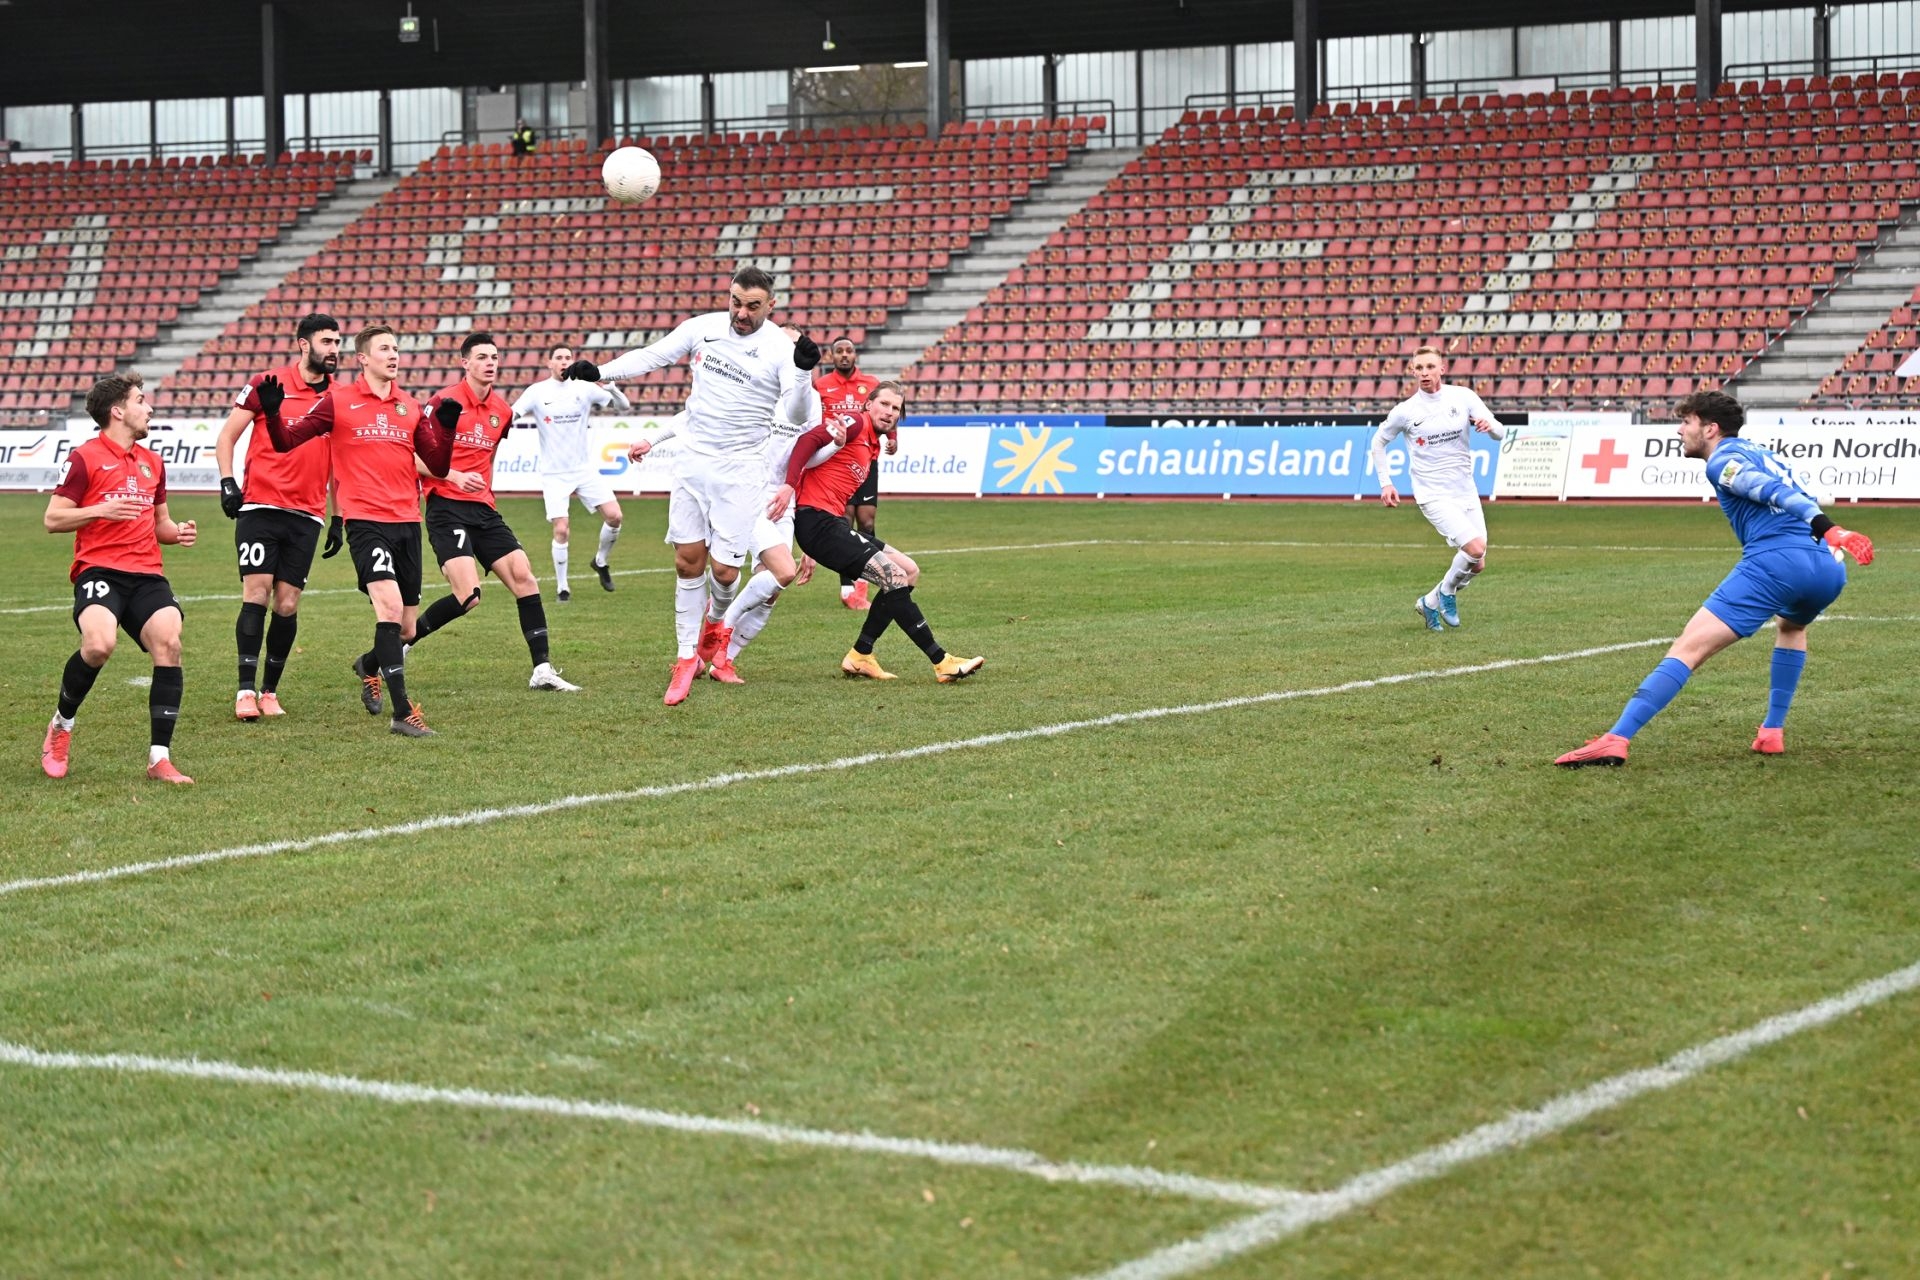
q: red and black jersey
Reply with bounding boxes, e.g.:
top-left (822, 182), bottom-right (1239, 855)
top-left (53, 434), bottom-right (168, 581)
top-left (420, 379), bottom-right (514, 508)
top-left (234, 363), bottom-right (331, 518)
top-left (787, 410), bottom-right (879, 514)
top-left (268, 374), bottom-right (453, 523)
top-left (813, 368), bottom-right (881, 415)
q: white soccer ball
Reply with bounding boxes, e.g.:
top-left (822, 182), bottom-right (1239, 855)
top-left (601, 146), bottom-right (661, 204)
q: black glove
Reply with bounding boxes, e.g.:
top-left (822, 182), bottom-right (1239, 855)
top-left (321, 515), bottom-right (344, 559)
top-left (255, 374), bottom-right (284, 416)
top-left (792, 333), bottom-right (821, 371)
top-left (433, 397), bottom-right (463, 430)
top-left (219, 478), bottom-right (244, 519)
top-left (562, 359), bottom-right (601, 382)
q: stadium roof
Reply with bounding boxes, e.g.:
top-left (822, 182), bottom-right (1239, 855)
top-left (2, 0), bottom-right (1801, 108)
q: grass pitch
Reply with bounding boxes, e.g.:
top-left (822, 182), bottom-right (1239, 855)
top-left (2, 492), bottom-right (1917, 1279)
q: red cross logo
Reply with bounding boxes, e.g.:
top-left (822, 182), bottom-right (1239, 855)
top-left (1582, 438), bottom-right (1630, 483)
top-left (1414, 436), bottom-right (1426, 446)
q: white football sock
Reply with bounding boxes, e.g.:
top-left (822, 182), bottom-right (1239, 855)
top-left (148, 745), bottom-right (171, 765)
top-left (53, 712), bottom-right (75, 731)
top-left (705, 568), bottom-right (739, 622)
top-left (674, 575), bottom-right (707, 658)
top-left (723, 570), bottom-right (784, 657)
top-left (551, 539), bottom-right (569, 592)
top-left (1441, 550), bottom-right (1479, 595)
top-left (594, 521), bottom-right (620, 567)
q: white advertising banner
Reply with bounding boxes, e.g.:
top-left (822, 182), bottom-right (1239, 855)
top-left (1494, 412), bottom-right (1630, 499)
top-left (1562, 417), bottom-right (1920, 501)
top-left (5, 417), bottom-right (1911, 502)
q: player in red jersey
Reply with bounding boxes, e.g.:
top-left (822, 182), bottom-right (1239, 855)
top-left (215, 311), bottom-right (340, 721)
top-left (40, 372), bottom-right (199, 783)
top-left (813, 336), bottom-right (891, 610)
top-left (258, 324), bottom-right (459, 737)
top-left (770, 382), bottom-right (982, 683)
top-left (408, 332), bottom-right (579, 691)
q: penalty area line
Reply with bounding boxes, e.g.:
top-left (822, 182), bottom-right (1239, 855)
top-left (0, 636), bottom-right (1671, 902)
top-left (0, 1037), bottom-right (1307, 1210)
top-left (1080, 957), bottom-right (1920, 1279)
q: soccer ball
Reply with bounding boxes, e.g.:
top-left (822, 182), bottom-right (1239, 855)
top-left (602, 146), bottom-right (661, 204)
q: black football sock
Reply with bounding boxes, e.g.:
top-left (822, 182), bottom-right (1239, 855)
top-left (57, 650), bottom-right (103, 720)
top-left (516, 592), bottom-right (551, 666)
top-left (884, 587), bottom-right (946, 663)
top-left (262, 610), bottom-right (298, 693)
top-left (374, 621), bottom-right (411, 720)
top-left (149, 665), bottom-right (183, 749)
top-left (853, 585), bottom-right (897, 655)
top-left (235, 601), bottom-right (267, 692)
top-left (411, 593), bottom-right (467, 645)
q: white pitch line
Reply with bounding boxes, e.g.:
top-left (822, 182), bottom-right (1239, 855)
top-left (0, 567), bottom-right (675, 617)
top-left (1083, 958), bottom-right (1920, 1280)
top-left (0, 537), bottom-right (1756, 615)
top-left (0, 636), bottom-right (1672, 902)
top-left (0, 1038), bottom-right (1306, 1209)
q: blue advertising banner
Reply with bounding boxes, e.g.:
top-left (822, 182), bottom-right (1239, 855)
top-left (981, 425), bottom-right (1499, 498)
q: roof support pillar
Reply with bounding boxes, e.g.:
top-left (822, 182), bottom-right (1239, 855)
top-left (584, 0), bottom-right (612, 148)
top-left (261, 2), bottom-right (286, 157)
top-left (1293, 0), bottom-right (1320, 121)
top-left (1696, 0), bottom-right (1722, 100)
top-left (926, 0), bottom-right (952, 135)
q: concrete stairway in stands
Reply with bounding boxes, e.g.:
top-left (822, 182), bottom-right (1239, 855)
top-left (1732, 215), bottom-right (1920, 407)
top-left (134, 175), bottom-right (406, 400)
top-left (860, 146), bottom-right (1142, 380)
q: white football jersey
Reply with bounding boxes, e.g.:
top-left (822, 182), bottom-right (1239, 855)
top-left (1371, 384), bottom-right (1502, 501)
top-left (598, 312), bottom-right (812, 459)
top-left (510, 378), bottom-right (622, 476)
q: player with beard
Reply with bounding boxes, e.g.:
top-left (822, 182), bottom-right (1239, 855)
top-left (215, 312), bottom-right (341, 720)
top-left (770, 382), bottom-right (982, 683)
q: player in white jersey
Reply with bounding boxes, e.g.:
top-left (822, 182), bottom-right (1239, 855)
top-left (630, 343), bottom-right (833, 684)
top-left (509, 343), bottom-right (631, 602)
top-left (1370, 346), bottom-right (1504, 630)
top-left (580, 264), bottom-right (820, 706)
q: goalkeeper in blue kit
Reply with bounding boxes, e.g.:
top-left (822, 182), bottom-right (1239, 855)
top-left (1557, 391), bottom-right (1875, 767)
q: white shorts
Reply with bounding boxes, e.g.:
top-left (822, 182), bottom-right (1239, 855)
top-left (1418, 494), bottom-right (1488, 550)
top-left (665, 451), bottom-right (764, 567)
top-left (750, 506), bottom-right (795, 564)
top-left (541, 471), bottom-right (618, 522)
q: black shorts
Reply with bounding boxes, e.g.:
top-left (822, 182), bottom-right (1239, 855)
top-left (794, 505), bottom-right (887, 579)
top-left (72, 567), bottom-right (180, 652)
top-left (233, 507), bottom-right (323, 589)
top-left (345, 519), bottom-right (423, 607)
top-left (848, 456), bottom-right (879, 508)
top-left (424, 494), bottom-right (524, 570)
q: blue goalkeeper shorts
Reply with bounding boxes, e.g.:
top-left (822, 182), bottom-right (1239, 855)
top-left (1701, 546), bottom-right (1847, 638)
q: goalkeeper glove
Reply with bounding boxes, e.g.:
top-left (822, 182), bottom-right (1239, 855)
top-left (1822, 524), bottom-right (1874, 566)
top-left (432, 397), bottom-right (463, 431)
top-left (254, 374), bottom-right (284, 416)
top-left (219, 478), bottom-right (244, 518)
top-left (562, 359), bottom-right (601, 382)
top-left (792, 332), bottom-right (821, 371)
top-left (321, 516), bottom-right (344, 559)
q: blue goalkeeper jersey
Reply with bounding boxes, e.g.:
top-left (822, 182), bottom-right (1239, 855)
top-left (1705, 437), bottom-right (1826, 557)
